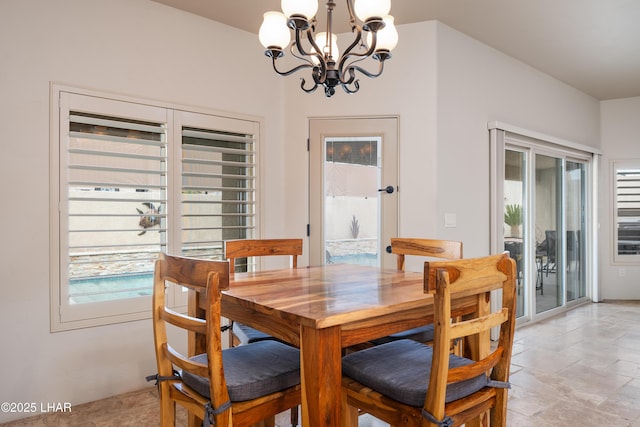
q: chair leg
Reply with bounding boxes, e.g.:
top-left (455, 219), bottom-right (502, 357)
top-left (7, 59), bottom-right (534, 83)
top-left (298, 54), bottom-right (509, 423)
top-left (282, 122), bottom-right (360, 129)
top-left (186, 413), bottom-right (201, 427)
top-left (341, 394), bottom-right (359, 427)
top-left (159, 386), bottom-right (176, 427)
top-left (250, 416), bottom-right (276, 427)
top-left (290, 406), bottom-right (299, 426)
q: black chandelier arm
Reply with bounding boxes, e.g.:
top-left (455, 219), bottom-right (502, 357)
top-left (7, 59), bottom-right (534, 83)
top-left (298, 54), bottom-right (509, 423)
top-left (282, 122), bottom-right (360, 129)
top-left (338, 26), bottom-right (366, 69)
top-left (339, 67), bottom-right (360, 94)
top-left (270, 55), bottom-right (315, 77)
top-left (299, 78), bottom-right (320, 94)
top-left (337, 31), bottom-right (381, 78)
top-left (345, 0), bottom-right (358, 29)
top-left (288, 41), bottom-right (317, 69)
top-left (292, 28), bottom-right (323, 64)
top-left (341, 79), bottom-right (361, 94)
top-left (338, 51), bottom-right (368, 81)
top-left (344, 58), bottom-right (386, 81)
top-left (300, 29), bottom-right (331, 85)
top-left (300, 67), bottom-right (323, 93)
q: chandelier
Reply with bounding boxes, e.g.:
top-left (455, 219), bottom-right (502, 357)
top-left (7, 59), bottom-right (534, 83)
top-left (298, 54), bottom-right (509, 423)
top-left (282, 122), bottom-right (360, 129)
top-left (258, 0), bottom-right (398, 97)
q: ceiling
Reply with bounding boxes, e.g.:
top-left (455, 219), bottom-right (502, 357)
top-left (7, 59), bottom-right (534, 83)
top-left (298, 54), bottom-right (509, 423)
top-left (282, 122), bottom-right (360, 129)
top-left (151, 0), bottom-right (640, 100)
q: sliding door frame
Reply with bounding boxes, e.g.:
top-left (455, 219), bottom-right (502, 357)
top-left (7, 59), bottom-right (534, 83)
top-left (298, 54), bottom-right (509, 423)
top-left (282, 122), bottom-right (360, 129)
top-left (490, 122), bottom-right (601, 325)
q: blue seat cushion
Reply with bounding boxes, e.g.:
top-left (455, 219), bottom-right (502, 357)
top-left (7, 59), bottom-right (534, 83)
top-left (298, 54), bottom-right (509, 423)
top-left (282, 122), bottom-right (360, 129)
top-left (370, 324), bottom-right (434, 345)
top-left (342, 339), bottom-right (488, 407)
top-left (182, 340), bottom-right (300, 402)
top-left (233, 322), bottom-right (275, 344)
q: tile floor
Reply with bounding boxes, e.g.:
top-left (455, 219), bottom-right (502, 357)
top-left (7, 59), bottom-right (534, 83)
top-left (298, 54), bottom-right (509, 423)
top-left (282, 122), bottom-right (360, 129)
top-left (3, 301), bottom-right (640, 426)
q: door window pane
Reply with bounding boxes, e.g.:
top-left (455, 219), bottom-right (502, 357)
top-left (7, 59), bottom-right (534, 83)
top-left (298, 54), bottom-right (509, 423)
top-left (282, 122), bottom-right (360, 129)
top-left (535, 154), bottom-right (563, 314)
top-left (566, 161), bottom-right (586, 301)
top-left (324, 137), bottom-right (380, 266)
top-left (504, 149), bottom-right (526, 318)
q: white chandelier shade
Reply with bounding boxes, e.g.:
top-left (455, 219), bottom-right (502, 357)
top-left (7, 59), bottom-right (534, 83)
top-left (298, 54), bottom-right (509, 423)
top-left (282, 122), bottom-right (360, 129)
top-left (366, 15), bottom-right (398, 52)
top-left (281, 0), bottom-right (319, 20)
top-left (353, 0), bottom-right (390, 23)
top-left (258, 12), bottom-right (291, 50)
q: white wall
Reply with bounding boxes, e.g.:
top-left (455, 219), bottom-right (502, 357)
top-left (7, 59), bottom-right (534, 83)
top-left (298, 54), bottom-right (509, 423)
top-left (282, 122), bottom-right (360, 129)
top-left (0, 0), bottom-right (285, 422)
top-left (283, 21), bottom-right (600, 269)
top-left (0, 0), bottom-right (610, 422)
top-left (600, 97), bottom-right (640, 299)
top-left (434, 23), bottom-right (601, 257)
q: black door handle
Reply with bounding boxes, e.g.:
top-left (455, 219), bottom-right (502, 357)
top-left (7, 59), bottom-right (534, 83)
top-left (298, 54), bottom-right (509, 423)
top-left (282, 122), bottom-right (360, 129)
top-left (386, 245), bottom-right (392, 254)
top-left (378, 185), bottom-right (394, 194)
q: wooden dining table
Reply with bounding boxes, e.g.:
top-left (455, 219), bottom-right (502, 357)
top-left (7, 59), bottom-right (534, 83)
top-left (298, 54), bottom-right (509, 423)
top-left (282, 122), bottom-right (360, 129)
top-left (190, 263), bottom-right (487, 427)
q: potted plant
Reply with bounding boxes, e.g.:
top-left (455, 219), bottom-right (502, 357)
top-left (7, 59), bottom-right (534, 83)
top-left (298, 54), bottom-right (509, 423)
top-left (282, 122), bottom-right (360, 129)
top-left (504, 204), bottom-right (523, 237)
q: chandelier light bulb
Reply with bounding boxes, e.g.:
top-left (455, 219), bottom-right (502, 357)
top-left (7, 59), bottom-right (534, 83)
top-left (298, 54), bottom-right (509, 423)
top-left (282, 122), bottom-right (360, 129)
top-left (354, 0), bottom-right (391, 22)
top-left (367, 15), bottom-right (398, 51)
top-left (311, 32), bottom-right (339, 64)
top-left (317, 32), bottom-right (339, 59)
top-left (259, 11), bottom-right (291, 49)
top-left (281, 0), bottom-right (318, 19)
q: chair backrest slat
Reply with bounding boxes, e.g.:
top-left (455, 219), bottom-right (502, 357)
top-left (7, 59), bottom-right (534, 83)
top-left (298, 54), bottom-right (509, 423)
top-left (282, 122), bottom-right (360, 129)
top-left (447, 348), bottom-right (504, 384)
top-left (160, 307), bottom-right (207, 334)
top-left (164, 343), bottom-right (209, 378)
top-left (391, 237), bottom-right (462, 271)
top-left (449, 308), bottom-right (508, 340)
top-left (157, 253), bottom-right (230, 291)
top-left (225, 238), bottom-right (303, 272)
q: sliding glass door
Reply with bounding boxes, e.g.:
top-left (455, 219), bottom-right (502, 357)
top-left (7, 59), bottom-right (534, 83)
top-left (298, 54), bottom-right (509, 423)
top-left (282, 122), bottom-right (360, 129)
top-left (503, 149), bottom-right (527, 318)
top-left (494, 129), bottom-right (592, 323)
top-left (566, 161), bottom-right (587, 302)
top-left (535, 154), bottom-right (563, 314)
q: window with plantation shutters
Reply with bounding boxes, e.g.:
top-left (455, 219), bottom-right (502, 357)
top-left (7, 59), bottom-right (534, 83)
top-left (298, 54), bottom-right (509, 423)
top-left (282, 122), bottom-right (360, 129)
top-left (180, 126), bottom-right (255, 261)
top-left (52, 87), bottom-right (259, 330)
top-left (614, 163), bottom-right (640, 260)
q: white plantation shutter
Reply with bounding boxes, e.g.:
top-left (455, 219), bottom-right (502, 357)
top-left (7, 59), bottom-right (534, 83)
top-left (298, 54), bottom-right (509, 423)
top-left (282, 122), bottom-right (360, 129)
top-left (53, 89), bottom-right (259, 330)
top-left (175, 111), bottom-right (257, 272)
top-left (67, 112), bottom-right (168, 268)
top-left (57, 94), bottom-right (169, 325)
top-left (616, 166), bottom-right (640, 257)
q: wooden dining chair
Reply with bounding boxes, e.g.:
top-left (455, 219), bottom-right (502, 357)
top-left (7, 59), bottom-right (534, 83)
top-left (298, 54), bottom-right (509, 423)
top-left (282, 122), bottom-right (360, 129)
top-left (341, 252), bottom-right (517, 427)
top-left (148, 253), bottom-right (301, 427)
top-left (224, 238), bottom-right (303, 347)
top-left (225, 238), bottom-right (303, 427)
top-left (369, 238), bottom-right (463, 346)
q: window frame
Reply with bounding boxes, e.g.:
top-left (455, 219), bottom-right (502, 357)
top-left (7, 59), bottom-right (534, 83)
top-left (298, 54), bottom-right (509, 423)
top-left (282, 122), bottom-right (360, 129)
top-left (50, 84), bottom-right (261, 331)
top-left (612, 159), bottom-right (640, 264)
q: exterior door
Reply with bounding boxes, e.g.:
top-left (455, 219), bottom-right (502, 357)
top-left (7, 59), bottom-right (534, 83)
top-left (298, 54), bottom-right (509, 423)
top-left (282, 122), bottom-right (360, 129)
top-left (495, 130), bottom-right (592, 324)
top-left (309, 117), bottom-right (398, 269)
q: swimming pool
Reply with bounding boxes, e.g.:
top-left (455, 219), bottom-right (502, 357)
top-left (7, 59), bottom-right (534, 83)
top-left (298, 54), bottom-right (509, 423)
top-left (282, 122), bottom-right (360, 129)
top-left (69, 272), bottom-right (153, 304)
